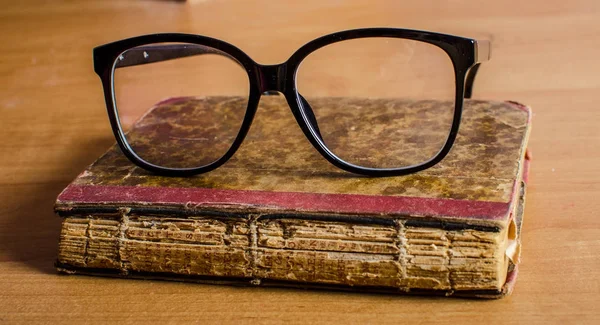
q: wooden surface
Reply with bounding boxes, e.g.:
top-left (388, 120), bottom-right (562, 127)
top-left (1, 0), bottom-right (599, 324)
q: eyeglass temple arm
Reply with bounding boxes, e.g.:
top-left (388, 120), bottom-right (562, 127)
top-left (464, 39), bottom-right (491, 99)
top-left (113, 44), bottom-right (239, 68)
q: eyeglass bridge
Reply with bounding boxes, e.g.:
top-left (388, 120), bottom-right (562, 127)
top-left (257, 64), bottom-right (287, 94)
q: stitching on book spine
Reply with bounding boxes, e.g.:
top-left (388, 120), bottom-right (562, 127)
top-left (248, 215), bottom-right (260, 285)
top-left (117, 208), bottom-right (131, 275)
top-left (83, 216), bottom-right (92, 267)
top-left (445, 230), bottom-right (455, 295)
top-left (395, 220), bottom-right (408, 291)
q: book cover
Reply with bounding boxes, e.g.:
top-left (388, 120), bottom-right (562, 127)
top-left (54, 96), bottom-right (531, 298)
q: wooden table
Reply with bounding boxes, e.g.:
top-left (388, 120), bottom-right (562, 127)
top-left (1, 1), bottom-right (598, 323)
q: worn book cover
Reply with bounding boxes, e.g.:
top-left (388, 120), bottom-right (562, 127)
top-left (54, 96), bottom-right (531, 298)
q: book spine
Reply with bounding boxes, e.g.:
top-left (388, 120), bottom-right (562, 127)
top-left (57, 214), bottom-right (508, 292)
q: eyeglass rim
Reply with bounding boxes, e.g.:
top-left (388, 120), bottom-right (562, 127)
top-left (94, 28), bottom-right (487, 177)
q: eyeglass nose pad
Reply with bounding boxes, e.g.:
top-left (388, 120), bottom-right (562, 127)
top-left (298, 94), bottom-right (323, 141)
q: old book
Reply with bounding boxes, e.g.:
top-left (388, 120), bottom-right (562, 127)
top-left (54, 96), bottom-right (531, 298)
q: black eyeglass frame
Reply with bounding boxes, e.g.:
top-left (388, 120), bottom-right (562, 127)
top-left (94, 28), bottom-right (490, 177)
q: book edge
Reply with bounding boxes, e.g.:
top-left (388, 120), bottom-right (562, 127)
top-left (54, 262), bottom-right (515, 299)
top-left (55, 99), bottom-right (532, 225)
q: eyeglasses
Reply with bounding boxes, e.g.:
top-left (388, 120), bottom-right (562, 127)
top-left (94, 28), bottom-right (490, 177)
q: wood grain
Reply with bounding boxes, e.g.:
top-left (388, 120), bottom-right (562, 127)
top-left (0, 0), bottom-right (599, 324)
